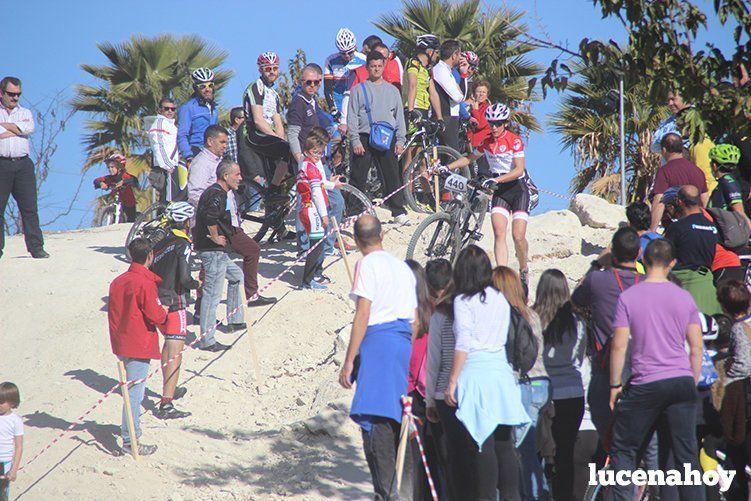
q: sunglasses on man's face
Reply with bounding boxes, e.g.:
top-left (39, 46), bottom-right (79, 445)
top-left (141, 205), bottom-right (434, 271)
top-left (488, 121), bottom-right (507, 128)
top-left (3, 90), bottom-right (21, 98)
top-left (161, 106), bottom-right (176, 112)
top-left (304, 79), bottom-right (321, 87)
top-left (340, 50), bottom-right (355, 56)
top-left (262, 66), bottom-right (279, 73)
top-left (197, 82), bottom-right (214, 90)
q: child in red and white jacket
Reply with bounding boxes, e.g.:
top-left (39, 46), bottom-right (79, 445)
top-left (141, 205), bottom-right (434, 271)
top-left (94, 153), bottom-right (138, 222)
top-left (297, 134), bottom-right (330, 290)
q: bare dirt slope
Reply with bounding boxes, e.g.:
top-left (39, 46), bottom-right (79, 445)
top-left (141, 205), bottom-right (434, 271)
top-left (0, 203), bottom-right (616, 500)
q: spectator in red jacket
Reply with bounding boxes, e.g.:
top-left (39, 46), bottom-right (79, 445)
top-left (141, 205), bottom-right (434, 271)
top-left (108, 238), bottom-right (168, 456)
top-left (94, 153), bottom-right (138, 222)
top-left (467, 81), bottom-right (492, 177)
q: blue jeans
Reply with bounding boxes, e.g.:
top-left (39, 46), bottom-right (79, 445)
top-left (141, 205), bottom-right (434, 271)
top-left (119, 357), bottom-right (151, 444)
top-left (518, 377), bottom-right (551, 500)
top-left (198, 251), bottom-right (244, 347)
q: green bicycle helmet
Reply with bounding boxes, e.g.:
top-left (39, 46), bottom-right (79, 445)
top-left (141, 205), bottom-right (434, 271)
top-left (709, 143), bottom-right (741, 166)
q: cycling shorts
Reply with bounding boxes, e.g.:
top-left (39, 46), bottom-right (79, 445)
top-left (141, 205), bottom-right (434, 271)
top-left (406, 108), bottom-right (429, 136)
top-left (161, 310), bottom-right (187, 340)
top-left (491, 179), bottom-right (530, 220)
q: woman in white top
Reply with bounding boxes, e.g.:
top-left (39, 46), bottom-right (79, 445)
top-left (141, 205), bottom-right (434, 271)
top-left (534, 269), bottom-right (586, 501)
top-left (445, 245), bottom-right (529, 501)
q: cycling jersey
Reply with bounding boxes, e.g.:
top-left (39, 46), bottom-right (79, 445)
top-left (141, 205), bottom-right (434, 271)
top-left (473, 130), bottom-right (526, 177)
top-left (244, 78), bottom-right (282, 137)
top-left (404, 58), bottom-right (431, 111)
top-left (146, 114), bottom-right (178, 171)
top-left (176, 96), bottom-right (218, 159)
top-left (431, 60), bottom-right (463, 118)
top-left (150, 229), bottom-right (199, 312)
top-left (93, 172), bottom-right (137, 207)
top-left (323, 51), bottom-right (366, 115)
top-left (708, 173), bottom-right (744, 211)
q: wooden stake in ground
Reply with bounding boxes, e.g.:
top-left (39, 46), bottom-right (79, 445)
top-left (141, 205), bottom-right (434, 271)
top-left (432, 146), bottom-right (441, 212)
top-left (331, 216), bottom-right (354, 287)
top-left (248, 329), bottom-right (262, 383)
top-left (395, 395), bottom-right (413, 491)
top-left (116, 360), bottom-right (140, 461)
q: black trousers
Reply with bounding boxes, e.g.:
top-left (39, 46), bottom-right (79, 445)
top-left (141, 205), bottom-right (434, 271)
top-left (0, 156), bottom-right (44, 254)
top-left (439, 117), bottom-right (460, 153)
top-left (551, 397), bottom-right (585, 501)
top-left (351, 133), bottom-right (407, 217)
top-left (409, 391), bottom-right (446, 501)
top-left (474, 425), bottom-right (521, 501)
top-left (362, 417), bottom-right (402, 500)
top-left (436, 399), bottom-right (473, 500)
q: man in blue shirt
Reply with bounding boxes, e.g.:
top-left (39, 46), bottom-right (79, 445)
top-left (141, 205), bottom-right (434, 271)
top-left (177, 68), bottom-right (218, 163)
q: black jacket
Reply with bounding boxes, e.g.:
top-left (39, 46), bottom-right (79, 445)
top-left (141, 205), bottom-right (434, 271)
top-left (150, 230), bottom-right (199, 311)
top-left (194, 183), bottom-right (235, 252)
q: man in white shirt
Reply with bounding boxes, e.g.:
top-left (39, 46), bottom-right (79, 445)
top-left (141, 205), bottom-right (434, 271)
top-left (0, 76), bottom-right (47, 259)
top-left (147, 97), bottom-right (181, 202)
top-left (431, 41), bottom-right (465, 153)
top-left (339, 214), bottom-right (417, 499)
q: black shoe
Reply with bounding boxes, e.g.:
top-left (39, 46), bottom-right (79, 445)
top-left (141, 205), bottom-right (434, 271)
top-left (119, 442), bottom-right (158, 456)
top-left (227, 322), bottom-right (247, 332)
top-left (173, 387), bottom-right (187, 400)
top-left (156, 402), bottom-right (191, 420)
top-left (31, 249), bottom-right (50, 259)
top-left (199, 342), bottom-right (231, 352)
top-left (315, 274), bottom-right (333, 285)
top-left (248, 295), bottom-right (277, 307)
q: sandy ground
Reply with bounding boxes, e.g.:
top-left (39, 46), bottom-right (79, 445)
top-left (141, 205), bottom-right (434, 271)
top-left (0, 205), bottom-right (613, 500)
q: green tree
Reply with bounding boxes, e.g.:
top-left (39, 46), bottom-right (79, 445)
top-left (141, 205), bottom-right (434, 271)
top-left (72, 34), bottom-right (233, 174)
top-left (374, 0), bottom-right (543, 132)
top-left (549, 56), bottom-right (668, 202)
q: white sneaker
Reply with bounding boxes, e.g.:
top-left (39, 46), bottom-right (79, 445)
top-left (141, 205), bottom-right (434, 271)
top-left (394, 214), bottom-right (410, 226)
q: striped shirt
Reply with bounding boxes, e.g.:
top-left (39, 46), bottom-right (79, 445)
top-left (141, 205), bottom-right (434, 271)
top-left (0, 103), bottom-right (34, 158)
top-left (425, 310), bottom-right (456, 406)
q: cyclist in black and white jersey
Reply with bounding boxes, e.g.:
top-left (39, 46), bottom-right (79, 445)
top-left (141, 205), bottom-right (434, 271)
top-left (239, 51), bottom-right (290, 200)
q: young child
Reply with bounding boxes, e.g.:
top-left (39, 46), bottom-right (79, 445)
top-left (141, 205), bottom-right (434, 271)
top-left (93, 153), bottom-right (138, 222)
top-left (297, 134), bottom-right (330, 290)
top-left (149, 201), bottom-right (199, 420)
top-left (0, 382), bottom-right (23, 501)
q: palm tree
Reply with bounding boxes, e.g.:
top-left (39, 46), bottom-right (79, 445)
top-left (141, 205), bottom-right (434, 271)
top-left (72, 34), bottom-right (232, 174)
top-left (374, 0), bottom-right (542, 132)
top-left (549, 56), bottom-right (667, 203)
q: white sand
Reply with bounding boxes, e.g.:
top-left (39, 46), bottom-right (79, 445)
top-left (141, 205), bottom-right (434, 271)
top-left (0, 206), bottom-right (612, 500)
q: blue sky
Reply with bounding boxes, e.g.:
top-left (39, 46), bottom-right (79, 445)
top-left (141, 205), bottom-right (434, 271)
top-left (3, 0), bottom-right (738, 230)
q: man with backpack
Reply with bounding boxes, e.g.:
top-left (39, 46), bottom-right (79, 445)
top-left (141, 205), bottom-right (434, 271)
top-left (572, 227), bottom-right (643, 439)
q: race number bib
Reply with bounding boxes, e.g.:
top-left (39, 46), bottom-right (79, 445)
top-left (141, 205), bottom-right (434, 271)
top-left (444, 173), bottom-right (468, 194)
top-left (305, 206), bottom-right (325, 240)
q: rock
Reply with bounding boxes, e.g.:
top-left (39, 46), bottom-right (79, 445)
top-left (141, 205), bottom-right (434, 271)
top-left (302, 408), bottom-right (348, 436)
top-left (526, 210), bottom-right (583, 260)
top-left (295, 397), bottom-right (306, 407)
top-left (569, 194), bottom-right (626, 229)
top-left (168, 494), bottom-right (184, 501)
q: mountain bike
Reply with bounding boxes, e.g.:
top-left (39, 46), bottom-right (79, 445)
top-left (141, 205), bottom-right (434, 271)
top-left (401, 118), bottom-right (470, 213)
top-left (94, 192), bottom-right (126, 226)
top-left (406, 171), bottom-right (490, 266)
top-left (124, 201), bottom-right (170, 261)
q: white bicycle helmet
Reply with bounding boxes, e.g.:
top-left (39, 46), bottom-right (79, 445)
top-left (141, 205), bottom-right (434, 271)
top-left (485, 103), bottom-right (511, 121)
top-left (462, 51), bottom-right (480, 68)
top-left (165, 201), bottom-right (195, 223)
top-left (257, 51), bottom-right (280, 68)
top-left (335, 28), bottom-right (357, 52)
top-left (191, 67), bottom-right (215, 83)
top-left (416, 34), bottom-right (440, 50)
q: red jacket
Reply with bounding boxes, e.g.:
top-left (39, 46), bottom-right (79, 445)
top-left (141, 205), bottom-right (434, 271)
top-left (349, 55), bottom-right (403, 91)
top-left (468, 100), bottom-right (491, 147)
top-left (108, 263), bottom-right (168, 359)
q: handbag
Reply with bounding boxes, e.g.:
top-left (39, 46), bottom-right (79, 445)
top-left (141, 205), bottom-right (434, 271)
top-left (360, 83), bottom-right (396, 152)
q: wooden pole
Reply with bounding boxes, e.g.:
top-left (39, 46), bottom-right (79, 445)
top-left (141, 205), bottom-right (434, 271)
top-left (432, 146), bottom-right (440, 212)
top-left (331, 217), bottom-right (354, 287)
top-left (116, 361), bottom-right (140, 461)
top-left (249, 329), bottom-right (262, 382)
top-left (395, 396), bottom-right (412, 491)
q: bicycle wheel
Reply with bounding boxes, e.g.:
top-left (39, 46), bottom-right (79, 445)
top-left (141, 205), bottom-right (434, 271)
top-left (95, 206), bottom-right (116, 227)
top-left (339, 184), bottom-right (375, 222)
top-left (253, 198), bottom-right (294, 243)
top-left (125, 202), bottom-right (168, 261)
top-left (402, 145), bottom-right (467, 213)
top-left (406, 211), bottom-right (460, 266)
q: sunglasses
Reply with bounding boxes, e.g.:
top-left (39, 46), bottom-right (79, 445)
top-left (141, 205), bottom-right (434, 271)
top-left (488, 120), bottom-right (507, 128)
top-left (3, 90), bottom-right (21, 98)
top-left (262, 66), bottom-right (279, 73)
top-left (197, 82), bottom-right (214, 90)
top-left (161, 106), bottom-right (176, 111)
top-left (304, 79), bottom-right (321, 87)
top-left (340, 50), bottom-right (355, 56)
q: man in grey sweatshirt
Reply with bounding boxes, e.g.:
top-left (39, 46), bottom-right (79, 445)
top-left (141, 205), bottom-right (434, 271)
top-left (347, 51), bottom-right (409, 223)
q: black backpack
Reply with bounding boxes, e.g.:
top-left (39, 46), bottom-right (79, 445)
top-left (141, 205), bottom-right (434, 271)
top-left (505, 306), bottom-right (539, 377)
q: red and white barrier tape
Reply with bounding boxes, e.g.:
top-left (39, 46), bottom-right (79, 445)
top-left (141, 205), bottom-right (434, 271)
top-left (401, 396), bottom-right (438, 501)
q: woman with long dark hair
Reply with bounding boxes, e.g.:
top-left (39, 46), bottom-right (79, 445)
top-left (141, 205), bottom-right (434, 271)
top-left (446, 245), bottom-right (529, 501)
top-left (493, 266), bottom-right (550, 500)
top-left (534, 269), bottom-right (585, 501)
